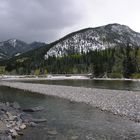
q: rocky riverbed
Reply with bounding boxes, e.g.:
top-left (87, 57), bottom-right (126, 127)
top-left (0, 100), bottom-right (46, 140)
top-left (1, 81), bottom-right (140, 123)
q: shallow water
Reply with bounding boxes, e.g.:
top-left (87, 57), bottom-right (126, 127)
top-left (0, 86), bottom-right (140, 140)
top-left (22, 79), bottom-right (140, 91)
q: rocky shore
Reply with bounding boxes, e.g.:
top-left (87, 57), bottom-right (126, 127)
top-left (1, 81), bottom-right (140, 123)
top-left (0, 101), bottom-right (46, 139)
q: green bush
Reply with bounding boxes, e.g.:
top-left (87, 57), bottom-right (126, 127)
top-left (34, 69), bottom-right (40, 76)
top-left (130, 73), bottom-right (140, 79)
top-left (0, 66), bottom-right (6, 75)
top-left (109, 73), bottom-right (123, 78)
top-left (44, 69), bottom-right (48, 76)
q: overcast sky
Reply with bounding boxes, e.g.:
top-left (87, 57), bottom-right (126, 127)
top-left (0, 0), bottom-right (140, 43)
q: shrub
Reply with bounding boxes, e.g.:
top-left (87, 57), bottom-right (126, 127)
top-left (34, 69), bottom-right (40, 76)
top-left (109, 73), bottom-right (123, 78)
top-left (130, 73), bottom-right (140, 79)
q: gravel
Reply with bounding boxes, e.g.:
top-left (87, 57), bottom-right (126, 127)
top-left (0, 100), bottom-right (45, 139)
top-left (1, 81), bottom-right (140, 122)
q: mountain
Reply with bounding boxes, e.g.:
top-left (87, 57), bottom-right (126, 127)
top-left (45, 23), bottom-right (140, 59)
top-left (2, 23), bottom-right (140, 78)
top-left (0, 39), bottom-right (46, 60)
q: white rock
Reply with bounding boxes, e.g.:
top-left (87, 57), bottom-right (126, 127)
top-left (19, 124), bottom-right (26, 129)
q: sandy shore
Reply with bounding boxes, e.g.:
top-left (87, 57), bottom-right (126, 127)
top-left (0, 81), bottom-right (140, 122)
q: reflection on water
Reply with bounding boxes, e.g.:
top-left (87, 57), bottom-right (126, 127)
top-left (23, 79), bottom-right (140, 91)
top-left (0, 86), bottom-right (140, 140)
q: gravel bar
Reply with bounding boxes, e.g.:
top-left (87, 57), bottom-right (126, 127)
top-left (0, 81), bottom-right (140, 122)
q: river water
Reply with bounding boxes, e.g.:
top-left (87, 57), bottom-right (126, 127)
top-left (22, 79), bottom-right (140, 91)
top-left (1, 80), bottom-right (140, 139)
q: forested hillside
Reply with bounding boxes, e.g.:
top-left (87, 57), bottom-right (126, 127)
top-left (2, 44), bottom-right (140, 78)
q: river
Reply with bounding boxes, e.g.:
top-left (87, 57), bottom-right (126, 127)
top-left (22, 79), bottom-right (140, 91)
top-left (0, 80), bottom-right (140, 139)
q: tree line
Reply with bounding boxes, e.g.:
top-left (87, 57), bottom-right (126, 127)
top-left (3, 44), bottom-right (140, 78)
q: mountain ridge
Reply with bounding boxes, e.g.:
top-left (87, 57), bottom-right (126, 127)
top-left (45, 23), bottom-right (140, 59)
top-left (0, 39), bottom-right (46, 60)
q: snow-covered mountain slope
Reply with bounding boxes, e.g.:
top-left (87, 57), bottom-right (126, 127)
top-left (45, 23), bottom-right (140, 59)
top-left (0, 39), bottom-right (46, 60)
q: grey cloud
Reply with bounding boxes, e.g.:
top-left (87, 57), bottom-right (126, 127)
top-left (1, 0), bottom-right (140, 43)
top-left (0, 0), bottom-right (84, 43)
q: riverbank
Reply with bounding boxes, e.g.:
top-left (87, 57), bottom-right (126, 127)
top-left (0, 75), bottom-right (90, 81)
top-left (1, 81), bottom-right (140, 122)
top-left (0, 102), bottom-right (30, 139)
top-left (0, 100), bottom-right (47, 139)
top-left (1, 75), bottom-right (140, 82)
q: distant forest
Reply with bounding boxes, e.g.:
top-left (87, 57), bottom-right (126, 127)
top-left (1, 44), bottom-right (140, 79)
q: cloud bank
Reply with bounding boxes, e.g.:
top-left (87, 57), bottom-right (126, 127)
top-left (0, 0), bottom-right (140, 43)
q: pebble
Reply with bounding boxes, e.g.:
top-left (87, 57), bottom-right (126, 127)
top-left (19, 124), bottom-right (26, 129)
top-left (18, 132), bottom-right (24, 136)
top-left (71, 136), bottom-right (79, 140)
top-left (31, 119), bottom-right (47, 123)
top-left (0, 120), bottom-right (7, 131)
top-left (23, 106), bottom-right (44, 112)
top-left (12, 102), bottom-right (21, 110)
top-left (6, 102), bottom-right (10, 107)
top-left (47, 130), bottom-right (58, 135)
top-left (10, 129), bottom-right (18, 137)
top-left (29, 122), bottom-right (37, 127)
top-left (14, 126), bottom-right (20, 131)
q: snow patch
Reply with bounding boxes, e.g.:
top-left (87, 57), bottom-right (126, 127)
top-left (8, 39), bottom-right (17, 48)
top-left (15, 53), bottom-right (21, 56)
